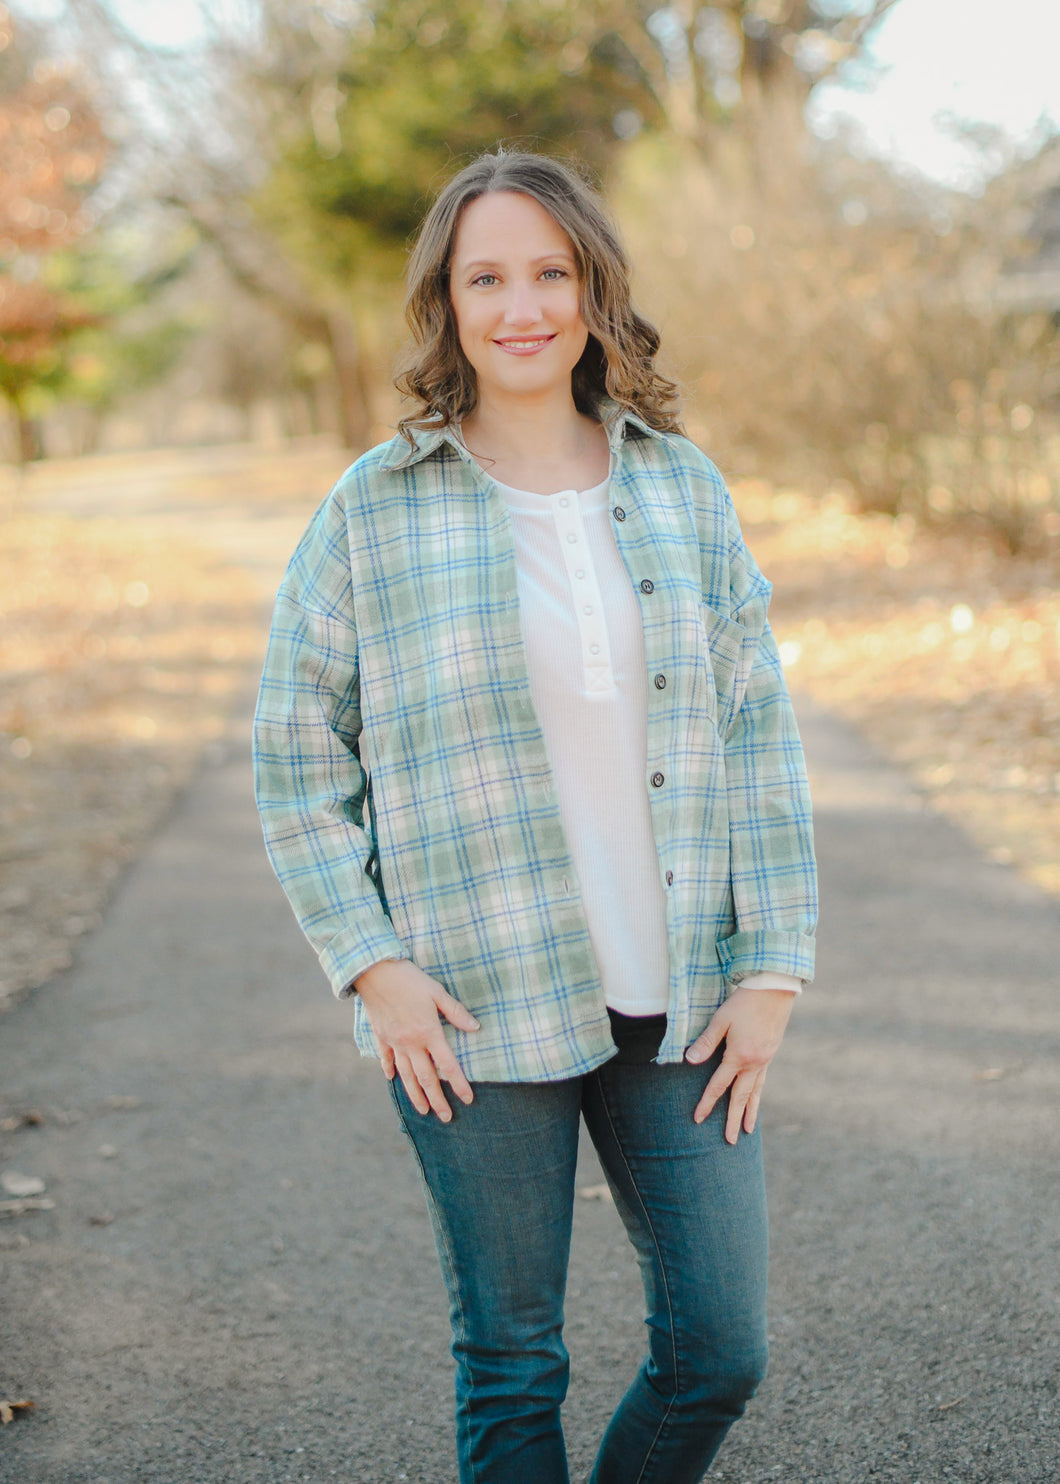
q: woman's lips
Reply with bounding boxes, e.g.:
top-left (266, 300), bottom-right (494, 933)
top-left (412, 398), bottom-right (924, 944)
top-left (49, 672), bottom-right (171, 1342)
top-left (492, 334), bottom-right (558, 355)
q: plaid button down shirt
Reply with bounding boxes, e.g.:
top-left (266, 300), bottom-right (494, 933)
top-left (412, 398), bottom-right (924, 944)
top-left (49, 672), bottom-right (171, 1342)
top-left (253, 403), bottom-right (817, 1081)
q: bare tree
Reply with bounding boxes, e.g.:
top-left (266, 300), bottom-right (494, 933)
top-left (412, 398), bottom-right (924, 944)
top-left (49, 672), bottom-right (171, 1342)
top-left (64, 0), bottom-right (374, 446)
top-left (591, 0), bottom-right (901, 169)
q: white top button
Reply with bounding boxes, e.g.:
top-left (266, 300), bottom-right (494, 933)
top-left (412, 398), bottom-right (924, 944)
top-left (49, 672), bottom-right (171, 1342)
top-left (558, 495), bottom-right (570, 507)
top-left (566, 532), bottom-right (578, 543)
top-left (583, 605), bottom-right (593, 615)
top-left (575, 568), bottom-right (586, 579)
top-left (590, 643), bottom-right (601, 654)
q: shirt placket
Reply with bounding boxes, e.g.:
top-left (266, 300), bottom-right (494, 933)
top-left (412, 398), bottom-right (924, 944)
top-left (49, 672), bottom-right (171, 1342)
top-left (549, 490), bottom-right (614, 695)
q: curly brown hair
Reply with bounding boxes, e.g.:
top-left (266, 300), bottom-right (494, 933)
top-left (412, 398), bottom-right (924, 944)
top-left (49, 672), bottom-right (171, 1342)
top-left (395, 149), bottom-right (683, 442)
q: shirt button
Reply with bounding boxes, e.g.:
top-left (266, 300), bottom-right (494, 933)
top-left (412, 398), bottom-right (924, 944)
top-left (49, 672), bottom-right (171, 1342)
top-left (575, 568), bottom-right (586, 579)
top-left (566, 532), bottom-right (578, 543)
top-left (583, 604), bottom-right (593, 615)
top-left (640, 578), bottom-right (654, 594)
top-left (613, 506), bottom-right (626, 521)
top-left (665, 870), bottom-right (674, 886)
top-left (651, 771), bottom-right (665, 788)
top-left (590, 643), bottom-right (601, 655)
top-left (654, 673), bottom-right (666, 689)
top-left (558, 495), bottom-right (570, 507)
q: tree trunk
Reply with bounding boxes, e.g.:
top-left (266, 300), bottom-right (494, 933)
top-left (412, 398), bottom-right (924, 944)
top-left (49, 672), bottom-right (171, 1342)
top-left (170, 201), bottom-right (374, 452)
top-left (17, 407), bottom-right (42, 463)
top-left (325, 307), bottom-right (371, 449)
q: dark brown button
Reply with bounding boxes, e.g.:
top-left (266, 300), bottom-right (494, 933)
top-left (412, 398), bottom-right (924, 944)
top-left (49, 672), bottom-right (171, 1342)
top-left (665, 870), bottom-right (674, 886)
top-left (612, 506), bottom-right (626, 521)
top-left (640, 578), bottom-right (654, 594)
top-left (654, 673), bottom-right (666, 689)
top-left (651, 771), bottom-right (665, 788)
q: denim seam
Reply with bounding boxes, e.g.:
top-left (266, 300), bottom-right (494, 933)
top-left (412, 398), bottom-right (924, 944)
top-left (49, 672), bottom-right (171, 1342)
top-left (391, 1087), bottom-right (479, 1484)
top-left (593, 1072), bottom-right (680, 1484)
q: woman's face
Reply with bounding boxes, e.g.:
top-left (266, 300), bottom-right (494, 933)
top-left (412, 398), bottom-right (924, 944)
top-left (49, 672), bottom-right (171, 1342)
top-left (448, 190), bottom-right (589, 407)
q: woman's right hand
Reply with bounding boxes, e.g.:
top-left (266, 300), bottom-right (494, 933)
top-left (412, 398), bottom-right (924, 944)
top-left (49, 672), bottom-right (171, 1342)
top-left (353, 959), bottom-right (480, 1122)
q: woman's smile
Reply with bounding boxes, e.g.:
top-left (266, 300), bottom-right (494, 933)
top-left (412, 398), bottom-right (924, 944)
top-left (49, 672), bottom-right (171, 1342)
top-left (492, 333), bottom-right (558, 353)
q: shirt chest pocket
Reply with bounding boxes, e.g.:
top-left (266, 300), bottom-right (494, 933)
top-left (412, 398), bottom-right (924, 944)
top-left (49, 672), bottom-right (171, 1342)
top-left (700, 604), bottom-right (759, 737)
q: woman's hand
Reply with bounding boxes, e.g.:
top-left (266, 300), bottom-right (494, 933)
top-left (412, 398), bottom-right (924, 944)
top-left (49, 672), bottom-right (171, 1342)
top-left (353, 959), bottom-right (480, 1123)
top-left (685, 987), bottom-right (797, 1145)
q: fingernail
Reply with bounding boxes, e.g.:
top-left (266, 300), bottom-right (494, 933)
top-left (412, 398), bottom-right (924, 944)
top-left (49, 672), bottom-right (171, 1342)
top-left (686, 1049), bottom-right (702, 1063)
top-left (469, 1019), bottom-right (480, 1030)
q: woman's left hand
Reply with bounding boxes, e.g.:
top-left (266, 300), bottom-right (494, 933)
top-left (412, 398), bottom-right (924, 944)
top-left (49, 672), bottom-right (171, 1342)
top-left (685, 987), bottom-right (797, 1144)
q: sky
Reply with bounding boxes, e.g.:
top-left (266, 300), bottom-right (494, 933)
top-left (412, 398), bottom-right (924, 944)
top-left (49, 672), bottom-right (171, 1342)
top-left (809, 0), bottom-right (1060, 188)
top-left (28, 0), bottom-right (1060, 191)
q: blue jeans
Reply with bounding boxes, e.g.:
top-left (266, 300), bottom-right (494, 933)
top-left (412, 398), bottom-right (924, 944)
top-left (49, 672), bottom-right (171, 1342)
top-left (389, 1011), bottom-right (769, 1483)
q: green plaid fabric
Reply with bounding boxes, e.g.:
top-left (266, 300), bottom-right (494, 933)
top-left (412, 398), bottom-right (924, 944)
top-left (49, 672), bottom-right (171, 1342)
top-left (253, 403), bottom-right (816, 1080)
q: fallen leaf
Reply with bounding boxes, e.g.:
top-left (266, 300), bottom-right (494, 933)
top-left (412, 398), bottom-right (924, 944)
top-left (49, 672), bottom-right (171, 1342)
top-left (0, 1399), bottom-right (34, 1425)
top-left (0, 1171), bottom-right (46, 1197)
top-left (972, 1065), bottom-right (1022, 1082)
top-left (0, 1197), bottom-right (55, 1219)
top-left (0, 1110), bottom-right (45, 1132)
top-left (88, 1211), bottom-right (115, 1227)
top-left (577, 1183), bottom-right (614, 1204)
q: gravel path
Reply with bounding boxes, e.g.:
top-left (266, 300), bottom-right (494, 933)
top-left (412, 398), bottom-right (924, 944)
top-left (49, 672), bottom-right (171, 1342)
top-left (1, 625), bottom-right (1057, 1478)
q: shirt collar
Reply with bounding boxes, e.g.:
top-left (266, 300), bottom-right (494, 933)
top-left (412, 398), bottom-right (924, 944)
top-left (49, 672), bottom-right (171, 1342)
top-left (378, 398), bottom-right (670, 473)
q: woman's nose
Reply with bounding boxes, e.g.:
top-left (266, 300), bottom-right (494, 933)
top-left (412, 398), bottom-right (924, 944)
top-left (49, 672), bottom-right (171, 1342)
top-left (503, 281), bottom-right (542, 325)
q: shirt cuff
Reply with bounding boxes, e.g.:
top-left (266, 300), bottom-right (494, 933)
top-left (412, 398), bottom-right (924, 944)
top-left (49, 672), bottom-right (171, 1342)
top-left (323, 924), bottom-right (408, 998)
top-left (716, 928), bottom-right (816, 984)
top-left (734, 971), bottom-right (803, 994)
top-left (338, 954), bottom-right (405, 999)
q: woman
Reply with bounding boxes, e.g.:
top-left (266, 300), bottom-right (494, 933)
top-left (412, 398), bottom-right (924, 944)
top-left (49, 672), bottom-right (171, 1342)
top-left (254, 149), bottom-right (816, 1483)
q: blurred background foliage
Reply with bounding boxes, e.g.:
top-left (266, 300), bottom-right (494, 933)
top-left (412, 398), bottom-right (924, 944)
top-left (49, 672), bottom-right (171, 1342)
top-left (2, 0), bottom-right (1059, 550)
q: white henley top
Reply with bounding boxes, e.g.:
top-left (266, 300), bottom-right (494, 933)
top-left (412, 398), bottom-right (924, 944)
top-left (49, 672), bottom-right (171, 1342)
top-left (495, 472), bottom-right (802, 1015)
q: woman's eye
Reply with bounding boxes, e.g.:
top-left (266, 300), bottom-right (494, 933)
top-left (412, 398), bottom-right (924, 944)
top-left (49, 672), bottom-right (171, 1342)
top-left (471, 273), bottom-right (497, 287)
top-left (541, 268), bottom-right (568, 280)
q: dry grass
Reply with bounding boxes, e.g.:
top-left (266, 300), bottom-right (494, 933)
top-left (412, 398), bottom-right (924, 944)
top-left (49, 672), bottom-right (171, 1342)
top-left (737, 481), bottom-right (1060, 898)
top-left (0, 503), bottom-right (265, 1005)
top-left (617, 139), bottom-right (1060, 554)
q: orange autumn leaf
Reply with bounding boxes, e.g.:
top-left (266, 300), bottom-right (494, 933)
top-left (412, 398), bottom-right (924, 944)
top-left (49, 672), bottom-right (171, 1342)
top-left (0, 1399), bottom-right (35, 1424)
